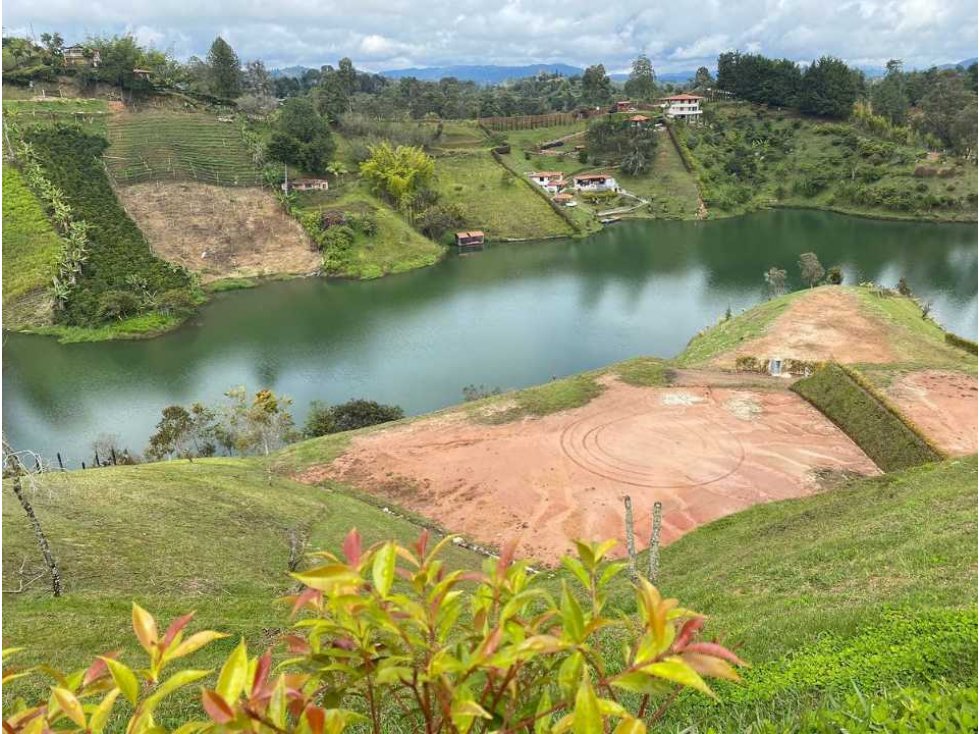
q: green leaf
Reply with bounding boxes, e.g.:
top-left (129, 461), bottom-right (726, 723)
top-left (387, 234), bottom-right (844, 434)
top-left (144, 669), bottom-right (211, 713)
top-left (100, 657), bottom-right (139, 706)
top-left (292, 564), bottom-right (361, 592)
top-left (534, 689), bottom-right (553, 734)
top-left (215, 639), bottom-right (248, 703)
top-left (561, 557), bottom-right (591, 588)
top-left (52, 687), bottom-right (86, 728)
top-left (90, 688), bottom-right (121, 734)
top-left (613, 716), bottom-right (647, 734)
top-left (167, 631), bottom-right (228, 661)
top-left (573, 674), bottom-right (601, 734)
top-left (641, 656), bottom-right (715, 698)
top-left (372, 543), bottom-right (397, 597)
top-left (560, 582), bottom-right (585, 643)
top-left (558, 652), bottom-right (583, 698)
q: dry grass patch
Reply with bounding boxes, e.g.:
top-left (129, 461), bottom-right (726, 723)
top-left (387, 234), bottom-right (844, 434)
top-left (115, 181), bottom-right (320, 282)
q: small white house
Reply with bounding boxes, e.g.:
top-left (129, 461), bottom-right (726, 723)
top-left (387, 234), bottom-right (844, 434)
top-left (528, 171), bottom-right (566, 194)
top-left (573, 173), bottom-right (618, 193)
top-left (282, 178), bottom-right (330, 193)
top-left (661, 94), bottom-right (704, 122)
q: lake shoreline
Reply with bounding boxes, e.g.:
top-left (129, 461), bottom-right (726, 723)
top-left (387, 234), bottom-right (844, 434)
top-left (5, 207), bottom-right (976, 345)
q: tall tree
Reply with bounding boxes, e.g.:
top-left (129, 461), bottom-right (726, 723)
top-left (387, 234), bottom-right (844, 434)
top-left (206, 36), bottom-right (242, 98)
top-left (871, 59), bottom-right (909, 125)
top-left (798, 56), bottom-right (861, 119)
top-left (624, 54), bottom-right (657, 101)
top-left (243, 59), bottom-right (273, 97)
top-left (267, 97), bottom-right (336, 174)
top-left (581, 64), bottom-right (613, 106)
top-left (693, 66), bottom-right (713, 89)
top-left (918, 72), bottom-right (975, 151)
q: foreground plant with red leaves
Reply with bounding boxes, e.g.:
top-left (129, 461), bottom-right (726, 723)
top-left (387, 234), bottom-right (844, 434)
top-left (2, 531), bottom-right (744, 733)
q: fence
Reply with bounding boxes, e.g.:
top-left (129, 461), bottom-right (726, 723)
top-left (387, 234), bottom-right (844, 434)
top-left (479, 111), bottom-right (599, 132)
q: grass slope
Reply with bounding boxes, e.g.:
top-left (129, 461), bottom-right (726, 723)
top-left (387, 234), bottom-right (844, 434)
top-left (434, 152), bottom-right (575, 240)
top-left (2, 166), bottom-right (61, 321)
top-left (292, 186), bottom-right (444, 279)
top-left (655, 456), bottom-right (978, 730)
top-left (2, 458), bottom-right (484, 719)
top-left (677, 290), bottom-right (805, 366)
top-left (106, 110), bottom-right (261, 187)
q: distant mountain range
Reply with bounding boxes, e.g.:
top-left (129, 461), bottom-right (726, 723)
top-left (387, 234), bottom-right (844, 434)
top-left (270, 58), bottom-right (977, 85)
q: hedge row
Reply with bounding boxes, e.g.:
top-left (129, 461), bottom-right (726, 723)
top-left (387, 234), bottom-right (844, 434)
top-left (944, 332), bottom-right (979, 355)
top-left (24, 124), bottom-right (192, 326)
top-left (790, 363), bottom-right (944, 471)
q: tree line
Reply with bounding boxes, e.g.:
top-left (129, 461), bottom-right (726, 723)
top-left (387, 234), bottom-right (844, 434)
top-left (716, 51), bottom-right (978, 153)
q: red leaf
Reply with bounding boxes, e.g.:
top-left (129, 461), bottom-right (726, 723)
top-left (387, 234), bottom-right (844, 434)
top-left (283, 635), bottom-right (310, 654)
top-left (161, 612), bottom-right (196, 650)
top-left (82, 650), bottom-right (118, 687)
top-left (683, 642), bottom-right (746, 666)
top-left (202, 690), bottom-right (235, 724)
top-left (305, 705), bottom-right (325, 734)
top-left (413, 529), bottom-right (429, 558)
top-left (496, 539), bottom-right (517, 577)
top-left (287, 698), bottom-right (305, 719)
top-left (342, 529), bottom-right (361, 566)
top-left (482, 626), bottom-right (503, 657)
top-left (290, 587), bottom-right (322, 617)
top-left (673, 616), bottom-right (705, 651)
top-left (251, 651), bottom-right (272, 698)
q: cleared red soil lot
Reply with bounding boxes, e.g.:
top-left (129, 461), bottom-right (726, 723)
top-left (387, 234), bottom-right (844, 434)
top-left (885, 370), bottom-right (979, 456)
top-left (299, 380), bottom-right (879, 564)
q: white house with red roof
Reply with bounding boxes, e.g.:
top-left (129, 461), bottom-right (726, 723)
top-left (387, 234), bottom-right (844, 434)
top-left (528, 171), bottom-right (566, 194)
top-left (661, 94), bottom-right (704, 122)
top-left (573, 173), bottom-right (619, 193)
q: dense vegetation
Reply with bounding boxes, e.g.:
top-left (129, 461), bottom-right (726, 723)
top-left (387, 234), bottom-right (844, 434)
top-left (675, 102), bottom-right (977, 219)
top-left (22, 124), bottom-right (193, 327)
top-left (790, 363), bottom-right (944, 471)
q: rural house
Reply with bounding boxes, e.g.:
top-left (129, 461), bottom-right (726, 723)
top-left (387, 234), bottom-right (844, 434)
top-left (528, 171), bottom-right (566, 194)
top-left (573, 173), bottom-right (619, 193)
top-left (63, 45), bottom-right (100, 68)
top-left (661, 94), bottom-right (704, 122)
top-left (629, 114), bottom-right (651, 127)
top-left (614, 100), bottom-right (635, 113)
top-left (282, 178), bottom-right (330, 193)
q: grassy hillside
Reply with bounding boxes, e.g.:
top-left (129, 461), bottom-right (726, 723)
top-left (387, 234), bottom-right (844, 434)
top-left (2, 98), bottom-right (108, 138)
top-left (675, 101), bottom-right (977, 222)
top-left (4, 446), bottom-right (975, 730)
top-left (291, 186), bottom-right (444, 279)
top-left (1, 166), bottom-right (61, 323)
top-left (1, 458), bottom-right (485, 720)
top-left (106, 110), bottom-right (261, 186)
top-left (655, 455), bottom-right (977, 730)
top-left (434, 152), bottom-right (575, 240)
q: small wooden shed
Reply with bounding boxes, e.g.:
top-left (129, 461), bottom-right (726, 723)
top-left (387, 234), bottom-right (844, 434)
top-left (455, 231), bottom-right (485, 248)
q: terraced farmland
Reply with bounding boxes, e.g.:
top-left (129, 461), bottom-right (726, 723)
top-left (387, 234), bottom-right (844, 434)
top-left (106, 110), bottom-right (261, 186)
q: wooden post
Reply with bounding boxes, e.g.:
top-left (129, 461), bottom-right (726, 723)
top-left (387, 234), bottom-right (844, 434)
top-left (56, 452), bottom-right (65, 471)
top-left (111, 448), bottom-right (118, 466)
top-left (648, 501), bottom-right (663, 584)
top-left (10, 475), bottom-right (62, 597)
top-left (624, 495), bottom-right (638, 582)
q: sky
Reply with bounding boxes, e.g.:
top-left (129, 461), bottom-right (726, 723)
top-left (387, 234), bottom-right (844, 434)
top-left (3, 0), bottom-right (977, 73)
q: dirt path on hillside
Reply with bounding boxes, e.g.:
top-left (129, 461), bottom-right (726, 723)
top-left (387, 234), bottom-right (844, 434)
top-left (115, 182), bottom-right (320, 282)
top-left (296, 379), bottom-right (877, 565)
top-left (885, 370), bottom-right (978, 456)
top-left (718, 288), bottom-right (896, 367)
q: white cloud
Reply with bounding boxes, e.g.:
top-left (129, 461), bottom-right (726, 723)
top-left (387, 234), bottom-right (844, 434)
top-left (3, 0), bottom-right (975, 71)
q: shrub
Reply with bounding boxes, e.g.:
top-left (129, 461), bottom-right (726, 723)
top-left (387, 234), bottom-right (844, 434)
top-left (304, 398), bottom-right (405, 436)
top-left (944, 332), bottom-right (978, 355)
top-left (1, 537), bottom-right (744, 734)
top-left (95, 290), bottom-right (141, 321)
top-left (157, 289), bottom-right (197, 316)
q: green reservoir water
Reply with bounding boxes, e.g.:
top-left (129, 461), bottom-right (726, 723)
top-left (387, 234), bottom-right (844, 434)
top-left (4, 210), bottom-right (976, 463)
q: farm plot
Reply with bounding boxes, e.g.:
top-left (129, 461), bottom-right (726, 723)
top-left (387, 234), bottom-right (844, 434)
top-left (106, 110), bottom-right (261, 186)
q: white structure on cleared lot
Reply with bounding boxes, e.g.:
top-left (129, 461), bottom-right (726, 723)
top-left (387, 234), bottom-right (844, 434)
top-left (573, 173), bottom-right (619, 192)
top-left (661, 94), bottom-right (704, 122)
